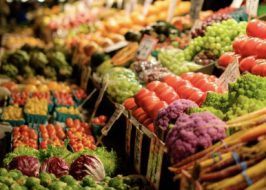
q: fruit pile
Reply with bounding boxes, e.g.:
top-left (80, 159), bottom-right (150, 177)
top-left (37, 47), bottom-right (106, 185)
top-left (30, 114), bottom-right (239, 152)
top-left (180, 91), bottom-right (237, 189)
top-left (31, 92), bottom-right (53, 104)
top-left (12, 125), bottom-right (38, 149)
top-left (93, 115), bottom-right (108, 126)
top-left (54, 92), bottom-right (76, 106)
top-left (57, 107), bottom-right (80, 115)
top-left (10, 92), bottom-right (30, 106)
top-left (73, 89), bottom-right (87, 100)
top-left (39, 124), bottom-right (66, 140)
top-left (25, 97), bottom-right (48, 116)
top-left (2, 104), bottom-right (24, 121)
top-left (193, 50), bottom-right (217, 66)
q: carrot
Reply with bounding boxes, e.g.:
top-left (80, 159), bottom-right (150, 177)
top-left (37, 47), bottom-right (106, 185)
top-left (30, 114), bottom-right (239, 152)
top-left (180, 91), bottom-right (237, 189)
top-left (245, 176), bottom-right (266, 190)
top-left (257, 188), bottom-right (266, 190)
top-left (240, 123), bottom-right (266, 142)
top-left (206, 158), bottom-right (266, 190)
top-left (222, 176), bottom-right (262, 190)
top-left (258, 134), bottom-right (266, 141)
top-left (226, 115), bottom-right (266, 128)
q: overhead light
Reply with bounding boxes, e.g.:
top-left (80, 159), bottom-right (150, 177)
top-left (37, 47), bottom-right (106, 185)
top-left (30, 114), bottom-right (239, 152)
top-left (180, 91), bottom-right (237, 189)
top-left (59, 0), bottom-right (66, 2)
top-left (21, 0), bottom-right (28, 2)
top-left (6, 0), bottom-right (13, 2)
top-left (38, 0), bottom-right (44, 2)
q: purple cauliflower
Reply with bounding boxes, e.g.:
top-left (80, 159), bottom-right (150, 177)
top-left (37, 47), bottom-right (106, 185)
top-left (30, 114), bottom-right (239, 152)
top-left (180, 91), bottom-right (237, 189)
top-left (153, 99), bottom-right (198, 135)
top-left (165, 111), bottom-right (226, 164)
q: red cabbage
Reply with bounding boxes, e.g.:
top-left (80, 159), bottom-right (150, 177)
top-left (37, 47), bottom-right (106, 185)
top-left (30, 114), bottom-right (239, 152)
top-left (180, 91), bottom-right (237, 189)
top-left (69, 155), bottom-right (105, 182)
top-left (8, 155), bottom-right (40, 177)
top-left (40, 157), bottom-right (69, 178)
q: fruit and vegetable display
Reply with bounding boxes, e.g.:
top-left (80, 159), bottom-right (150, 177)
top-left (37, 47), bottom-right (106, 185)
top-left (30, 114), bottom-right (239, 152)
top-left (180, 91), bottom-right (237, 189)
top-left (57, 107), bottom-right (80, 115)
top-left (2, 104), bottom-right (24, 121)
top-left (93, 116), bottom-right (108, 126)
top-left (25, 98), bottom-right (48, 116)
top-left (9, 92), bottom-right (30, 106)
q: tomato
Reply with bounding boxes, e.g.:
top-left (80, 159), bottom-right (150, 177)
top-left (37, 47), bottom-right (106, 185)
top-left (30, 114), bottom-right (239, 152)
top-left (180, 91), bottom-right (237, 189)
top-left (12, 127), bottom-right (20, 132)
top-left (256, 40), bottom-right (266, 58)
top-left (239, 37), bottom-right (262, 57)
top-left (124, 99), bottom-right (138, 111)
top-left (39, 124), bottom-right (46, 132)
top-left (143, 118), bottom-right (153, 128)
top-left (146, 81), bottom-right (161, 91)
top-left (173, 80), bottom-right (192, 93)
top-left (193, 78), bottom-right (211, 89)
top-left (77, 144), bottom-right (84, 149)
top-left (65, 118), bottom-right (74, 128)
top-left (160, 91), bottom-right (180, 105)
top-left (13, 131), bottom-right (20, 136)
top-left (74, 119), bottom-right (81, 127)
top-left (21, 131), bottom-right (29, 136)
top-left (132, 108), bottom-right (145, 120)
top-left (48, 130), bottom-right (56, 137)
top-left (162, 74), bottom-right (175, 83)
top-left (57, 131), bottom-right (66, 140)
top-left (69, 139), bottom-right (76, 145)
top-left (233, 35), bottom-right (248, 54)
top-left (239, 56), bottom-right (257, 72)
top-left (143, 102), bottom-right (160, 117)
top-left (67, 131), bottom-right (72, 136)
top-left (151, 101), bottom-right (168, 119)
top-left (29, 129), bottom-right (36, 134)
top-left (188, 92), bottom-right (204, 105)
top-left (30, 133), bottom-right (38, 141)
top-left (207, 75), bottom-right (218, 83)
top-left (93, 117), bottom-right (101, 125)
top-left (141, 96), bottom-right (160, 110)
top-left (218, 52), bottom-right (236, 67)
top-left (175, 86), bottom-right (192, 98)
top-left (246, 19), bottom-right (266, 39)
top-left (252, 59), bottom-right (266, 76)
top-left (134, 89), bottom-right (151, 106)
top-left (54, 125), bottom-right (62, 131)
top-left (81, 122), bottom-right (90, 129)
top-left (69, 128), bottom-right (77, 133)
top-left (40, 144), bottom-right (48, 149)
top-left (183, 87), bottom-right (201, 99)
top-left (156, 86), bottom-right (174, 97)
top-left (200, 82), bottom-right (219, 92)
top-left (147, 123), bottom-right (154, 132)
top-left (47, 124), bottom-right (55, 131)
top-left (85, 129), bottom-right (92, 135)
top-left (22, 135), bottom-right (29, 141)
top-left (164, 76), bottom-right (183, 89)
top-left (153, 83), bottom-right (169, 95)
top-left (180, 72), bottom-right (195, 81)
top-left (190, 73), bottom-right (208, 85)
top-left (138, 91), bottom-right (156, 107)
top-left (138, 114), bottom-right (150, 124)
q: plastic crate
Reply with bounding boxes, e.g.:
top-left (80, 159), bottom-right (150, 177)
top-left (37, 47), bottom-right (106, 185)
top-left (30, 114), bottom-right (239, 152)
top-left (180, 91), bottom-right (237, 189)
top-left (24, 108), bottom-right (49, 125)
top-left (1, 108), bottom-right (25, 127)
top-left (91, 122), bottom-right (105, 136)
top-left (55, 108), bottom-right (79, 123)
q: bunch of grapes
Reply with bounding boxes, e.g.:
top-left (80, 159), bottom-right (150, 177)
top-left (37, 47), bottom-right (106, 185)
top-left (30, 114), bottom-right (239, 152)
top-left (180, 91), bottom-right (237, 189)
top-left (194, 50), bottom-right (217, 66)
top-left (184, 19), bottom-right (247, 61)
top-left (191, 14), bottom-right (232, 39)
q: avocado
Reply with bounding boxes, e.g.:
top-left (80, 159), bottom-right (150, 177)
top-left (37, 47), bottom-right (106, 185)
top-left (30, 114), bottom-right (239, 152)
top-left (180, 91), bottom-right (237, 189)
top-left (143, 27), bottom-right (154, 36)
top-left (39, 173), bottom-right (52, 187)
top-left (0, 182), bottom-right (9, 190)
top-left (155, 22), bottom-right (169, 35)
top-left (131, 32), bottom-right (142, 43)
top-left (7, 171), bottom-right (19, 181)
top-left (157, 34), bottom-right (167, 43)
top-left (10, 183), bottom-right (22, 190)
top-left (81, 175), bottom-right (96, 187)
top-left (0, 168), bottom-right (8, 176)
top-left (60, 175), bottom-right (76, 186)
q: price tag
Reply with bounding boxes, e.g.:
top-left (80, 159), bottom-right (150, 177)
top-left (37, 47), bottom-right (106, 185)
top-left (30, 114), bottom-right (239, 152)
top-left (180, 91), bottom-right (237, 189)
top-left (189, 0), bottom-right (204, 21)
top-left (125, 111), bottom-right (132, 157)
top-left (142, 0), bottom-right (152, 16)
top-left (246, 0), bottom-right (259, 17)
top-left (104, 41), bottom-right (130, 53)
top-left (135, 35), bottom-right (158, 61)
top-left (167, 0), bottom-right (178, 22)
top-left (134, 126), bottom-right (143, 174)
top-left (146, 133), bottom-right (165, 190)
top-left (117, 0), bottom-right (123, 9)
top-left (101, 105), bottom-right (125, 135)
top-left (107, 0), bottom-right (115, 9)
top-left (218, 58), bottom-right (240, 92)
top-left (230, 0), bottom-right (243, 8)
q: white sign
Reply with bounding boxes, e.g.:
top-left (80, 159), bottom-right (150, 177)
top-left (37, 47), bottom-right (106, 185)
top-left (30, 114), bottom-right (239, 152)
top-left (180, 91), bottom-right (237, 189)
top-left (218, 58), bottom-right (241, 92)
top-left (167, 0), bottom-right (178, 22)
top-left (230, 0), bottom-right (243, 8)
top-left (135, 35), bottom-right (158, 61)
top-left (189, 0), bottom-right (204, 21)
top-left (107, 0), bottom-right (115, 9)
top-left (246, 0), bottom-right (259, 17)
top-left (143, 0), bottom-right (152, 16)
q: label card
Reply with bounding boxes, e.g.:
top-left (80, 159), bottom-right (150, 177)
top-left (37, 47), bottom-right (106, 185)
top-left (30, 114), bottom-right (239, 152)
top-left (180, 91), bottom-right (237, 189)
top-left (135, 35), bottom-right (158, 61)
top-left (246, 0), bottom-right (259, 17)
top-left (218, 58), bottom-right (240, 92)
top-left (134, 126), bottom-right (143, 174)
top-left (167, 0), bottom-right (178, 22)
top-left (102, 104), bottom-right (125, 135)
top-left (189, 0), bottom-right (204, 21)
top-left (146, 133), bottom-right (165, 190)
top-left (143, 0), bottom-right (153, 16)
top-left (230, 0), bottom-right (243, 8)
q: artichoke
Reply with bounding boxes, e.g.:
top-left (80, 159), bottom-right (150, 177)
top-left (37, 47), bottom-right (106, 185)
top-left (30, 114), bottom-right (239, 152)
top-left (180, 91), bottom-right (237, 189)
top-left (59, 64), bottom-right (73, 78)
top-left (7, 50), bottom-right (29, 69)
top-left (42, 66), bottom-right (57, 79)
top-left (48, 51), bottom-right (68, 70)
top-left (1, 64), bottom-right (18, 78)
top-left (29, 51), bottom-right (49, 69)
top-left (20, 65), bottom-right (35, 76)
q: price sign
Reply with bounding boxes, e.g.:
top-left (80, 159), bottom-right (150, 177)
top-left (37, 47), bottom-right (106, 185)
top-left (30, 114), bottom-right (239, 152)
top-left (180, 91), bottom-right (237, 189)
top-left (125, 111), bottom-right (132, 157)
top-left (101, 104), bottom-right (125, 135)
top-left (146, 133), bottom-right (165, 190)
top-left (104, 41), bottom-right (130, 53)
top-left (189, 0), bottom-right (204, 21)
top-left (246, 0), bottom-right (259, 17)
top-left (134, 125), bottom-right (143, 174)
top-left (135, 35), bottom-right (158, 61)
top-left (167, 0), bottom-right (178, 22)
top-left (107, 0), bottom-right (115, 9)
top-left (218, 58), bottom-right (240, 92)
top-left (230, 0), bottom-right (243, 8)
top-left (142, 0), bottom-right (152, 16)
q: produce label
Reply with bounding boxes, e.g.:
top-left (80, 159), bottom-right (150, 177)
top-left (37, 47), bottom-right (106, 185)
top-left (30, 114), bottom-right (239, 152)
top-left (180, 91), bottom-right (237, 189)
top-left (218, 58), bottom-right (240, 92)
top-left (143, 0), bottom-right (153, 16)
top-left (146, 133), bottom-right (165, 190)
top-left (246, 0), bottom-right (259, 17)
top-left (134, 126), bottom-right (143, 174)
top-left (104, 41), bottom-right (130, 53)
top-left (102, 104), bottom-right (125, 135)
top-left (125, 115), bottom-right (132, 157)
top-left (189, 0), bottom-right (204, 21)
top-left (230, 0), bottom-right (243, 8)
top-left (166, 0), bottom-right (178, 22)
top-left (135, 35), bottom-right (158, 61)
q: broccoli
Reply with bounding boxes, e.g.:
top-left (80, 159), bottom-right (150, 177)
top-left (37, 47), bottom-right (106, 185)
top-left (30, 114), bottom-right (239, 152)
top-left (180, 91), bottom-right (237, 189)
top-left (189, 107), bottom-right (224, 120)
top-left (201, 92), bottom-right (231, 113)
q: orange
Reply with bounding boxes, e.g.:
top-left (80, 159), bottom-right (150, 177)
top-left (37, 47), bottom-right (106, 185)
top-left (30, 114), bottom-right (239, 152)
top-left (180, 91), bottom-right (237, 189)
top-left (22, 84), bottom-right (38, 93)
top-left (158, 11), bottom-right (167, 20)
top-left (37, 84), bottom-right (49, 92)
top-left (119, 17), bottom-right (133, 28)
top-left (132, 25), bottom-right (143, 32)
top-left (118, 28), bottom-right (129, 36)
top-left (154, 1), bottom-right (169, 10)
top-left (131, 13), bottom-right (146, 26)
top-left (105, 19), bottom-right (119, 33)
top-left (147, 5), bottom-right (160, 16)
top-left (28, 79), bottom-right (41, 86)
top-left (47, 81), bottom-right (58, 91)
top-left (145, 15), bottom-right (158, 24)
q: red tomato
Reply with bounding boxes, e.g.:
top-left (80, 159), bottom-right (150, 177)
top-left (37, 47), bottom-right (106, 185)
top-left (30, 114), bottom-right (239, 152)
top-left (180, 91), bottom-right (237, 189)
top-left (138, 114), bottom-right (150, 124)
top-left (182, 87), bottom-right (201, 99)
top-left (246, 19), bottom-right (266, 39)
top-left (13, 131), bottom-right (20, 136)
top-left (153, 83), bottom-right (169, 95)
top-left (41, 132), bottom-right (49, 139)
top-left (252, 59), bottom-right (266, 76)
top-left (47, 124), bottom-right (55, 131)
top-left (156, 86), bottom-right (174, 97)
top-left (239, 56), bottom-right (257, 72)
top-left (188, 92), bottom-right (204, 105)
top-left (190, 73), bottom-right (207, 85)
top-left (160, 91), bottom-right (180, 105)
top-left (164, 76), bottom-right (183, 89)
top-left (141, 96), bottom-right (160, 110)
top-left (147, 123), bottom-right (154, 132)
top-left (143, 118), bottom-right (153, 128)
top-left (81, 122), bottom-right (90, 129)
top-left (124, 99), bottom-right (138, 111)
top-left (57, 131), bottom-right (66, 140)
top-left (146, 81), bottom-right (161, 91)
top-left (174, 80), bottom-right (192, 92)
top-left (218, 52), bottom-right (236, 67)
top-left (180, 72), bottom-right (195, 81)
top-left (21, 131), bottom-right (29, 136)
top-left (65, 118), bottom-right (74, 128)
top-left (69, 139), bottom-right (76, 145)
top-left (40, 144), bottom-right (48, 149)
top-left (134, 89), bottom-right (151, 106)
top-left (200, 82), bottom-right (219, 92)
top-left (93, 117), bottom-right (101, 125)
top-left (69, 128), bottom-right (77, 133)
top-left (162, 74), bottom-right (175, 83)
top-left (239, 37), bottom-right (262, 57)
top-left (30, 133), bottom-right (38, 141)
top-left (233, 35), bottom-right (248, 54)
top-left (256, 40), bottom-right (266, 58)
top-left (12, 127), bottom-right (20, 132)
top-left (54, 125), bottom-right (62, 131)
top-left (77, 127), bottom-right (85, 133)
top-left (74, 119), bottom-right (81, 126)
top-left (207, 75), bottom-right (218, 83)
top-left (176, 86), bottom-right (192, 99)
top-left (194, 79), bottom-right (212, 89)
top-left (143, 102), bottom-right (159, 117)
top-left (48, 130), bottom-right (56, 137)
top-left (67, 131), bottom-right (72, 137)
top-left (39, 124), bottom-right (47, 132)
top-left (151, 101), bottom-right (168, 119)
top-left (29, 129), bottom-right (36, 134)
top-left (20, 125), bottom-right (29, 132)
top-left (133, 107), bottom-right (145, 120)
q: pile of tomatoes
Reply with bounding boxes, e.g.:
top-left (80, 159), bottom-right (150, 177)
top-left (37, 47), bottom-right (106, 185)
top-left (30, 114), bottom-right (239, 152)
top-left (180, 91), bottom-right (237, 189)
top-left (74, 89), bottom-right (87, 100)
top-left (92, 115), bottom-right (108, 125)
top-left (54, 92), bottom-right (76, 106)
top-left (65, 118), bottom-right (96, 152)
top-left (31, 92), bottom-right (53, 104)
top-left (10, 92), bottom-right (30, 106)
top-left (12, 125), bottom-right (38, 149)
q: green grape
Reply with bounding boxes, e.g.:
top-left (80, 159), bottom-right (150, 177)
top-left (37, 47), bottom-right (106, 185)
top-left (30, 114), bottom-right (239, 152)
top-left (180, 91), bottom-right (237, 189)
top-left (185, 55), bottom-right (192, 61)
top-left (205, 43), bottom-right (210, 49)
top-left (188, 45), bottom-right (195, 51)
top-left (195, 46), bottom-right (201, 51)
top-left (218, 28), bottom-right (224, 34)
top-left (229, 45), bottom-right (233, 51)
top-left (213, 49), bottom-right (219, 55)
top-left (210, 31), bottom-right (216, 37)
top-left (216, 43), bottom-right (221, 50)
top-left (224, 46), bottom-right (230, 51)
top-left (220, 34), bottom-right (225, 40)
top-left (203, 36), bottom-right (208, 42)
top-left (209, 37), bottom-right (215, 43)
top-left (221, 41), bottom-right (226, 47)
top-left (210, 43), bottom-right (216, 49)
top-left (220, 50), bottom-right (225, 56)
top-left (193, 41), bottom-right (198, 46)
top-left (215, 37), bottom-right (221, 42)
top-left (198, 40), bottom-right (204, 47)
top-left (222, 20), bottom-right (227, 25)
top-left (206, 26), bottom-right (212, 32)
top-left (197, 36), bottom-right (202, 40)
top-left (225, 37), bottom-right (231, 43)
